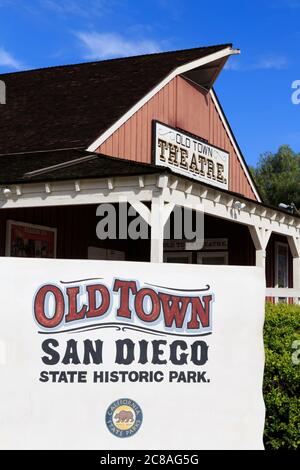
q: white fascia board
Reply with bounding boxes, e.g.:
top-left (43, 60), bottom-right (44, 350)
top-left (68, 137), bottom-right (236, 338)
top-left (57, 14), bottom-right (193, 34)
top-left (209, 89), bottom-right (262, 202)
top-left (266, 288), bottom-right (300, 297)
top-left (87, 47), bottom-right (239, 153)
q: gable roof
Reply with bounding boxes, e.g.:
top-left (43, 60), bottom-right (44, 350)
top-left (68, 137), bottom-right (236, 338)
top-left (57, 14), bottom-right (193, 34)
top-left (0, 44), bottom-right (232, 155)
top-left (0, 44), bottom-right (262, 202)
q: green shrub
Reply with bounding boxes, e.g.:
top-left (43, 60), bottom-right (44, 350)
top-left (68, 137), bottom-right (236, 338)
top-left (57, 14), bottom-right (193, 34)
top-left (263, 302), bottom-right (300, 449)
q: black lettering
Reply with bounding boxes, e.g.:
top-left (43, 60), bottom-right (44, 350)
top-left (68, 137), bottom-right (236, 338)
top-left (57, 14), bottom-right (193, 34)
top-left (191, 340), bottom-right (209, 365)
top-left (41, 339), bottom-right (60, 365)
top-left (39, 371), bottom-right (49, 382)
top-left (83, 339), bottom-right (103, 365)
top-left (169, 340), bottom-right (188, 365)
top-left (152, 340), bottom-right (167, 365)
top-left (115, 339), bottom-right (135, 365)
top-left (62, 339), bottom-right (80, 365)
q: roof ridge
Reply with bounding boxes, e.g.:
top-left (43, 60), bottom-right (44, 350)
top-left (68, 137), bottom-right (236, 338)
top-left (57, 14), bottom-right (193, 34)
top-left (0, 147), bottom-right (86, 157)
top-left (0, 43), bottom-right (232, 77)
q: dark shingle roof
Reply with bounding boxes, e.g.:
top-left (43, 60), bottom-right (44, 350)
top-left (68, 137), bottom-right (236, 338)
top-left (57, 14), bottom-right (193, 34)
top-left (0, 44), bottom-right (231, 155)
top-left (0, 150), bottom-right (162, 184)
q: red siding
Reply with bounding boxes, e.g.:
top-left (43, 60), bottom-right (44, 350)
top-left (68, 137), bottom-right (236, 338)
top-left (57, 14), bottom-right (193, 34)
top-left (97, 76), bottom-right (258, 201)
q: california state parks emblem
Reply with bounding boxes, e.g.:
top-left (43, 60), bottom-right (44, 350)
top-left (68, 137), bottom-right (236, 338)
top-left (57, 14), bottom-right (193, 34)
top-left (105, 398), bottom-right (143, 438)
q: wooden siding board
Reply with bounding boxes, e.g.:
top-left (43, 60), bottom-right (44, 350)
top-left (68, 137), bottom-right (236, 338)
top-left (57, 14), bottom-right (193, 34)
top-left (112, 129), bottom-right (119, 157)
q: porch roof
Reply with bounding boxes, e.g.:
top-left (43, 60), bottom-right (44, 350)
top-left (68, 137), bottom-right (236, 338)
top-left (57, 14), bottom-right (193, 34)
top-left (0, 160), bottom-right (299, 263)
top-left (0, 149), bottom-right (298, 221)
top-left (0, 149), bottom-right (162, 185)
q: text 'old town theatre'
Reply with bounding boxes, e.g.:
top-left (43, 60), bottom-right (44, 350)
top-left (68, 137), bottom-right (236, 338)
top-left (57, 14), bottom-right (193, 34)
top-left (0, 44), bottom-right (299, 303)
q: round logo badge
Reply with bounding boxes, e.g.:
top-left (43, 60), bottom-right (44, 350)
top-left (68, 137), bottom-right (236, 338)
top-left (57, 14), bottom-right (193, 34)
top-left (105, 398), bottom-right (143, 438)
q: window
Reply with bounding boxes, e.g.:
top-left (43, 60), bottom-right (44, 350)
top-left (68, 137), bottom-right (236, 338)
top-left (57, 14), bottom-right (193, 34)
top-left (197, 251), bottom-right (228, 265)
top-left (164, 252), bottom-right (193, 264)
top-left (275, 242), bottom-right (289, 303)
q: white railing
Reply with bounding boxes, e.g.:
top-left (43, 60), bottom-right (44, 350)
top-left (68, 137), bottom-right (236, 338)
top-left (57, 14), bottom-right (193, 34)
top-left (265, 288), bottom-right (300, 305)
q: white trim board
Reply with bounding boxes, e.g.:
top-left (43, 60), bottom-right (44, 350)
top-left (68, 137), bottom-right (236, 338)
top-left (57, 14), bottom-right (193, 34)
top-left (266, 288), bottom-right (300, 298)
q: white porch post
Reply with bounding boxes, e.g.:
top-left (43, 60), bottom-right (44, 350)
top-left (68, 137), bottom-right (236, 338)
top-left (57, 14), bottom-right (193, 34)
top-left (293, 257), bottom-right (300, 288)
top-left (128, 192), bottom-right (173, 263)
top-left (150, 195), bottom-right (164, 263)
top-left (256, 249), bottom-right (266, 268)
top-left (149, 192), bottom-right (175, 263)
top-left (293, 257), bottom-right (300, 293)
top-left (246, 226), bottom-right (264, 264)
top-left (287, 236), bottom-right (300, 303)
top-left (249, 226), bottom-right (271, 268)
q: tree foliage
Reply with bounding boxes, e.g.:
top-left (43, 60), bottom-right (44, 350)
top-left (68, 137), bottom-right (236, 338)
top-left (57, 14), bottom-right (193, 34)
top-left (263, 302), bottom-right (300, 449)
top-left (251, 145), bottom-right (300, 209)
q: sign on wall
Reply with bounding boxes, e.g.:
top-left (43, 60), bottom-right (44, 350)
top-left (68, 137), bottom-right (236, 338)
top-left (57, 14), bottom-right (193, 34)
top-left (164, 238), bottom-right (228, 251)
top-left (153, 121), bottom-right (229, 190)
top-left (0, 258), bottom-right (265, 449)
top-left (5, 220), bottom-right (57, 258)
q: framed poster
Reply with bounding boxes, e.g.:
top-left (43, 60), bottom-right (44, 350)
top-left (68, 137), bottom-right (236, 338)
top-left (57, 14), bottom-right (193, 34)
top-left (5, 220), bottom-right (57, 258)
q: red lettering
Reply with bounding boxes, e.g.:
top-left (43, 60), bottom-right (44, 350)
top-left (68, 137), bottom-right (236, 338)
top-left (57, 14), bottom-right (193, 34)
top-left (134, 288), bottom-right (160, 322)
top-left (86, 284), bottom-right (110, 318)
top-left (159, 294), bottom-right (190, 328)
top-left (65, 287), bottom-right (87, 323)
top-left (113, 279), bottom-right (137, 319)
top-left (34, 284), bottom-right (65, 328)
top-left (34, 279), bottom-right (212, 332)
top-left (187, 295), bottom-right (212, 329)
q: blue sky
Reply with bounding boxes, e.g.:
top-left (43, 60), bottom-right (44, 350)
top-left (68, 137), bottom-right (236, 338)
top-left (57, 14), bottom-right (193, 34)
top-left (0, 0), bottom-right (299, 165)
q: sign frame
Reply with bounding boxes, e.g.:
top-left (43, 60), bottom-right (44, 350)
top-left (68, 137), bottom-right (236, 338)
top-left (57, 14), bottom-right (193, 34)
top-left (152, 120), bottom-right (230, 190)
top-left (164, 238), bottom-right (228, 252)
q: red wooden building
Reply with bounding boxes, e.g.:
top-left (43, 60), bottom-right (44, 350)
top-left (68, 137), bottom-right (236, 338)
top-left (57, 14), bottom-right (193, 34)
top-left (0, 44), bottom-right (299, 302)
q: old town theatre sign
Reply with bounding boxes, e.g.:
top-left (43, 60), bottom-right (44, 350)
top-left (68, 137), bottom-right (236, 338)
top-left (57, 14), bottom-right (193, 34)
top-left (153, 121), bottom-right (229, 190)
